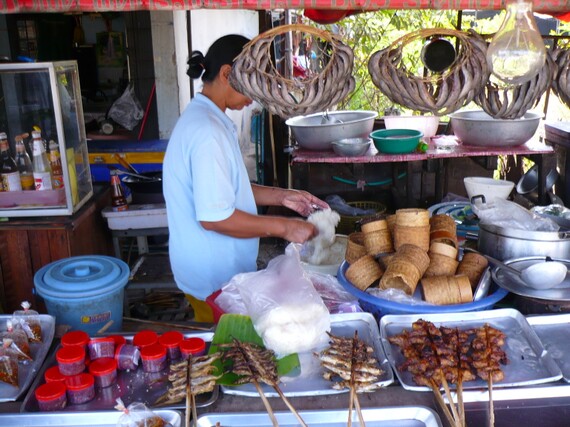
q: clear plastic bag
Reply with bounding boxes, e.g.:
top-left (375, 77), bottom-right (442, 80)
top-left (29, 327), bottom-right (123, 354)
top-left (12, 301), bottom-right (42, 342)
top-left (308, 272), bottom-right (362, 314)
top-left (324, 194), bottom-right (377, 216)
top-left (472, 198), bottom-right (559, 232)
top-left (0, 353), bottom-right (18, 387)
top-left (0, 320), bottom-right (31, 361)
top-left (108, 84), bottom-right (144, 131)
top-left (230, 244), bottom-right (331, 357)
top-left (115, 399), bottom-right (167, 427)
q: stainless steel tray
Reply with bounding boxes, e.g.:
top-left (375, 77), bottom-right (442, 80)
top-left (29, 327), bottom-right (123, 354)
top-left (0, 314), bottom-right (55, 402)
top-left (21, 332), bottom-right (217, 412)
top-left (197, 406), bottom-right (442, 426)
top-left (492, 257), bottom-right (570, 301)
top-left (0, 409), bottom-right (181, 426)
top-left (527, 313), bottom-right (570, 383)
top-left (222, 312), bottom-right (394, 397)
top-left (379, 308), bottom-right (562, 391)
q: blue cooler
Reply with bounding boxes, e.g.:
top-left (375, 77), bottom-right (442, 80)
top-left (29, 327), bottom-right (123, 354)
top-left (34, 255), bottom-right (129, 335)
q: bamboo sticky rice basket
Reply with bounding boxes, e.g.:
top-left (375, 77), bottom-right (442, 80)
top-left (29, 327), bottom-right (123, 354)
top-left (457, 252), bottom-right (489, 289)
top-left (363, 229), bottom-right (393, 256)
top-left (345, 232), bottom-right (367, 264)
top-left (345, 255), bottom-right (384, 291)
top-left (422, 275), bottom-right (473, 305)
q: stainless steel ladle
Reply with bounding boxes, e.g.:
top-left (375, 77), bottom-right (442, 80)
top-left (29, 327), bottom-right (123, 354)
top-left (321, 110), bottom-right (342, 125)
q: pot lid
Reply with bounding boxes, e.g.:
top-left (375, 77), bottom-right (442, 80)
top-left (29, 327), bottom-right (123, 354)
top-left (34, 255), bottom-right (129, 299)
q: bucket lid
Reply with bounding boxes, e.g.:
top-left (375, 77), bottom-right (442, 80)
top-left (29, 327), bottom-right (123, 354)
top-left (34, 256), bottom-right (129, 299)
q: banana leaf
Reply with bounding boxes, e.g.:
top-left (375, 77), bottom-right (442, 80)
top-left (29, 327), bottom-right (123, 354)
top-left (208, 313), bottom-right (300, 386)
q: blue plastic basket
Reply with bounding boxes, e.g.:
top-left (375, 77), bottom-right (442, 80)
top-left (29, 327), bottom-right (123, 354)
top-left (337, 261), bottom-right (508, 319)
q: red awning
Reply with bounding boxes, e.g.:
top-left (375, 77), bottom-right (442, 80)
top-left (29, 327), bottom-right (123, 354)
top-left (0, 0), bottom-right (567, 15)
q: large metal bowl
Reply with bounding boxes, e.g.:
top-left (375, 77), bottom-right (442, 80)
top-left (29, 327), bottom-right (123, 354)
top-left (286, 110), bottom-right (378, 151)
top-left (449, 110), bottom-right (541, 147)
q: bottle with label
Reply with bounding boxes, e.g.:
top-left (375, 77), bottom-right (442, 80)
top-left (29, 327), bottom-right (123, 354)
top-left (110, 170), bottom-right (128, 212)
top-left (31, 130), bottom-right (53, 191)
top-left (48, 140), bottom-right (64, 189)
top-left (14, 135), bottom-right (34, 191)
top-left (0, 132), bottom-right (22, 192)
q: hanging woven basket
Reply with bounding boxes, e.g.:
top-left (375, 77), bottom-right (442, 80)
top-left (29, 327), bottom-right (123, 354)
top-left (551, 46), bottom-right (570, 110)
top-left (368, 28), bottom-right (489, 115)
top-left (230, 24), bottom-right (355, 119)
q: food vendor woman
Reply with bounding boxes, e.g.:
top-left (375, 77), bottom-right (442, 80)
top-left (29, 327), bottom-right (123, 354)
top-left (163, 34), bottom-right (328, 323)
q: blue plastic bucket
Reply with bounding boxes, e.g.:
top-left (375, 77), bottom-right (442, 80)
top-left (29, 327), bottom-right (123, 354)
top-left (34, 255), bottom-right (130, 335)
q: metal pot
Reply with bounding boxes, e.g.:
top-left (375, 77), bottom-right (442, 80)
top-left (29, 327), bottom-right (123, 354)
top-left (122, 171), bottom-right (164, 204)
top-left (477, 223), bottom-right (570, 261)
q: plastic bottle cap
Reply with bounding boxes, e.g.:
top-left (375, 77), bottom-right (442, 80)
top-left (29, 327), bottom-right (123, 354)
top-left (140, 343), bottom-right (167, 361)
top-left (65, 373), bottom-right (95, 391)
top-left (88, 357), bottom-right (117, 376)
top-left (44, 366), bottom-right (66, 383)
top-left (133, 330), bottom-right (159, 349)
top-left (56, 346), bottom-right (85, 364)
top-left (35, 382), bottom-right (67, 401)
top-left (61, 330), bottom-right (90, 348)
top-left (158, 331), bottom-right (184, 349)
top-left (180, 337), bottom-right (206, 355)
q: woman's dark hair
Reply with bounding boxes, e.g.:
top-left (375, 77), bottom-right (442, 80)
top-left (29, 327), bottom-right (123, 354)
top-left (187, 34), bottom-right (250, 82)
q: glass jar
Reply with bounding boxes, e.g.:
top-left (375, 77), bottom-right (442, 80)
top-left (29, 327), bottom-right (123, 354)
top-left (158, 331), bottom-right (184, 361)
top-left (44, 366), bottom-right (66, 384)
top-left (61, 330), bottom-right (90, 350)
top-left (56, 346), bottom-right (86, 376)
top-left (35, 382), bottom-right (67, 411)
top-left (140, 343), bottom-right (167, 373)
top-left (88, 357), bottom-right (118, 388)
top-left (180, 337), bottom-right (206, 359)
top-left (87, 337), bottom-right (115, 360)
top-left (65, 373), bottom-right (95, 405)
top-left (133, 330), bottom-right (159, 350)
top-left (115, 343), bottom-right (141, 371)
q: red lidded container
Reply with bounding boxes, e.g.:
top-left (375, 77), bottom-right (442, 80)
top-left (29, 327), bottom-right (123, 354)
top-left (87, 337), bottom-right (115, 360)
top-left (56, 346), bottom-right (86, 376)
top-left (65, 373), bottom-right (95, 405)
top-left (180, 337), bottom-right (206, 359)
top-left (133, 330), bottom-right (159, 349)
top-left (44, 366), bottom-right (66, 384)
top-left (158, 331), bottom-right (184, 361)
top-left (89, 357), bottom-right (118, 388)
top-left (35, 382), bottom-right (67, 411)
top-left (140, 343), bottom-right (167, 373)
top-left (61, 330), bottom-right (90, 349)
top-left (109, 335), bottom-right (126, 347)
top-left (115, 343), bottom-right (140, 371)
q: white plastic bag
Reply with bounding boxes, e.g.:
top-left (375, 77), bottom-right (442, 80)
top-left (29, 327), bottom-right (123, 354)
top-left (472, 198), bottom-right (559, 232)
top-left (108, 84), bottom-right (144, 131)
top-left (231, 244), bottom-right (330, 357)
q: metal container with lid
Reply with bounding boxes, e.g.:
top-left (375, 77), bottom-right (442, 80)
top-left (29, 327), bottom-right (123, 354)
top-left (34, 255), bottom-right (129, 334)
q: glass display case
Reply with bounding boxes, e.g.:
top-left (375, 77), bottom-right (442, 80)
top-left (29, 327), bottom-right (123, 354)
top-left (0, 61), bottom-right (93, 217)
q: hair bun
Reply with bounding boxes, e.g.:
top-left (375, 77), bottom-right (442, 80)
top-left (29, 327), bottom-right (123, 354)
top-left (187, 51), bottom-right (206, 79)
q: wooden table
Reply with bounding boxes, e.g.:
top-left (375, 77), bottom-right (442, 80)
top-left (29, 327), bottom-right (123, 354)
top-left (291, 137), bottom-right (555, 206)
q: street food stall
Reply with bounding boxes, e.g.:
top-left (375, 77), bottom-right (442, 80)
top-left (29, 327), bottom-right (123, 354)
top-left (2, 1), bottom-right (570, 426)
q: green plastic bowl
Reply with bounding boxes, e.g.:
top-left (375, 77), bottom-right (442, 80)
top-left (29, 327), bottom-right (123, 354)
top-left (370, 128), bottom-right (423, 154)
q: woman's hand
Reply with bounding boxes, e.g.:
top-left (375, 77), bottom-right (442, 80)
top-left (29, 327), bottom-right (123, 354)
top-left (281, 189), bottom-right (329, 217)
top-left (283, 218), bottom-right (318, 243)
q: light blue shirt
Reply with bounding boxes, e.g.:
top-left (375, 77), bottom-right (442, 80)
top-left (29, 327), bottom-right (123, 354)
top-left (163, 94), bottom-right (259, 300)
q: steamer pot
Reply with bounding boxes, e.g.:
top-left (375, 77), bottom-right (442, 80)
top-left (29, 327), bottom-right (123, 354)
top-left (477, 223), bottom-right (570, 261)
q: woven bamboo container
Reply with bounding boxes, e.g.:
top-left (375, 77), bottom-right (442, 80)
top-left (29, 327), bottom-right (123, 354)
top-left (457, 252), bottom-right (489, 289)
top-left (345, 255), bottom-right (384, 291)
top-left (396, 244), bottom-right (430, 274)
top-left (394, 224), bottom-right (430, 251)
top-left (378, 253), bottom-right (395, 269)
top-left (395, 208), bottom-right (430, 227)
top-left (363, 229), bottom-right (393, 256)
top-left (422, 275), bottom-right (473, 305)
top-left (429, 242), bottom-right (458, 259)
top-left (361, 217), bottom-right (388, 233)
top-left (386, 214), bottom-right (397, 236)
top-left (345, 232), bottom-right (367, 264)
top-left (429, 214), bottom-right (457, 234)
top-left (379, 259), bottom-right (422, 295)
top-left (424, 252), bottom-right (460, 277)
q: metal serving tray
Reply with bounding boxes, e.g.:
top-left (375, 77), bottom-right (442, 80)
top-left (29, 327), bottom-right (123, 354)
top-left (0, 314), bottom-right (55, 402)
top-left (527, 313), bottom-right (570, 383)
top-left (379, 308), bottom-right (562, 392)
top-left (22, 332), bottom-right (217, 412)
top-left (0, 409), bottom-right (181, 426)
top-left (197, 406), bottom-right (442, 427)
top-left (222, 312), bottom-right (394, 397)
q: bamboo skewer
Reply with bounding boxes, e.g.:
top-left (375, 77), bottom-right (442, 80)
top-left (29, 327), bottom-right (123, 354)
top-left (253, 381), bottom-right (278, 427)
top-left (430, 380), bottom-right (456, 427)
top-left (441, 375), bottom-right (461, 426)
top-left (122, 316), bottom-right (213, 331)
top-left (185, 358), bottom-right (192, 427)
top-left (273, 385), bottom-right (308, 427)
top-left (489, 376), bottom-right (495, 427)
top-left (347, 386), bottom-right (354, 427)
top-left (352, 389), bottom-right (366, 427)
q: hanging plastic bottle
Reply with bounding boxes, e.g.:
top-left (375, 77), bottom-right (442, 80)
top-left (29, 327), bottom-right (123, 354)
top-left (110, 170), bottom-right (128, 212)
top-left (14, 135), bottom-right (34, 191)
top-left (0, 132), bottom-right (22, 192)
top-left (31, 130), bottom-right (53, 191)
top-left (48, 140), bottom-right (64, 189)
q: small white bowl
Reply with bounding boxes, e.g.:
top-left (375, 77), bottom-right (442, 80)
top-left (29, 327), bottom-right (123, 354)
top-left (464, 177), bottom-right (515, 203)
top-left (331, 138), bottom-right (371, 157)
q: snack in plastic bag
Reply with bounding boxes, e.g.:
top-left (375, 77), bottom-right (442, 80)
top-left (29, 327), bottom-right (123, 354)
top-left (308, 272), bottom-right (362, 314)
top-left (0, 353), bottom-right (18, 387)
top-left (2, 338), bottom-right (32, 362)
top-left (115, 398), bottom-right (168, 427)
top-left (12, 301), bottom-right (42, 342)
top-left (230, 244), bottom-right (331, 357)
top-left (0, 320), bottom-right (31, 361)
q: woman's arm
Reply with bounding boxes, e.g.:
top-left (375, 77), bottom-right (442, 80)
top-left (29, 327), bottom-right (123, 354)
top-left (200, 208), bottom-right (317, 243)
top-left (251, 184), bottom-right (329, 217)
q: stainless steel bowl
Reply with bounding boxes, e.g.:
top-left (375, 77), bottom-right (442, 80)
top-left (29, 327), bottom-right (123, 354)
top-left (331, 137), bottom-right (371, 157)
top-left (286, 110), bottom-right (378, 151)
top-left (449, 110), bottom-right (541, 147)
